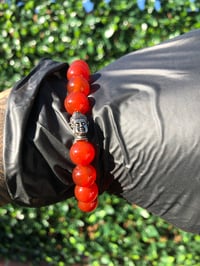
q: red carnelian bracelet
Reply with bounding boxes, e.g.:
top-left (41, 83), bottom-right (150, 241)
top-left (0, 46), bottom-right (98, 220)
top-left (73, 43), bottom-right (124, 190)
top-left (64, 60), bottom-right (98, 212)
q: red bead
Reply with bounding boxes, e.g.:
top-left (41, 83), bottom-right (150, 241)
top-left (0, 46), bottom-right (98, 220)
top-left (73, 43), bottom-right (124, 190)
top-left (70, 141), bottom-right (95, 166)
top-left (74, 183), bottom-right (98, 203)
top-left (72, 165), bottom-right (96, 187)
top-left (71, 60), bottom-right (90, 74)
top-left (64, 91), bottom-right (90, 115)
top-left (67, 76), bottom-right (90, 96)
top-left (78, 199), bottom-right (98, 212)
top-left (67, 61), bottom-right (90, 81)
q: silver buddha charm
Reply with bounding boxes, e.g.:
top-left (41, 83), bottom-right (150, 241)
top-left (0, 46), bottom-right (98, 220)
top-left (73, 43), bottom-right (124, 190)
top-left (69, 111), bottom-right (89, 140)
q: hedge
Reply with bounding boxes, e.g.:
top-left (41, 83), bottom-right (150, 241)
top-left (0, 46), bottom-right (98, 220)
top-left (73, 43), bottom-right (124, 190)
top-left (0, 0), bottom-right (200, 265)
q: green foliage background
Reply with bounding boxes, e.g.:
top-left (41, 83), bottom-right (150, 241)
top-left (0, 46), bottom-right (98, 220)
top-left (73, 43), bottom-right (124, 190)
top-left (1, 0), bottom-right (200, 265)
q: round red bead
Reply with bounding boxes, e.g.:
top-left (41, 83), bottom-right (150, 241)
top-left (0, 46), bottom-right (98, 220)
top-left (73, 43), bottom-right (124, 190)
top-left (70, 141), bottom-right (95, 166)
top-left (64, 91), bottom-right (90, 115)
top-left (67, 61), bottom-right (90, 81)
top-left (67, 76), bottom-right (90, 96)
top-left (71, 60), bottom-right (90, 74)
top-left (78, 199), bottom-right (98, 212)
top-left (74, 183), bottom-right (98, 203)
top-left (72, 165), bottom-right (96, 187)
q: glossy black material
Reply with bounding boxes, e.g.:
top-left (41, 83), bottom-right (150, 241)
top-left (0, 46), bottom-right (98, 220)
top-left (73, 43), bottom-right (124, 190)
top-left (4, 30), bottom-right (200, 233)
top-left (4, 59), bottom-right (75, 207)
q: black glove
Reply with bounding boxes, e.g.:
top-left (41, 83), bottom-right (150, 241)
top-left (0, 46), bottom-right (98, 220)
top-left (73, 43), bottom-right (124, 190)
top-left (4, 29), bottom-right (200, 233)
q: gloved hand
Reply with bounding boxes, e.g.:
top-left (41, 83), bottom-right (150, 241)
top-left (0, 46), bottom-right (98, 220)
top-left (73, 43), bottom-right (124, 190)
top-left (4, 29), bottom-right (200, 233)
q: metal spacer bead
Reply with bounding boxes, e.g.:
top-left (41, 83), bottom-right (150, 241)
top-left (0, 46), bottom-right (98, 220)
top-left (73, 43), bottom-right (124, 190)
top-left (69, 111), bottom-right (89, 141)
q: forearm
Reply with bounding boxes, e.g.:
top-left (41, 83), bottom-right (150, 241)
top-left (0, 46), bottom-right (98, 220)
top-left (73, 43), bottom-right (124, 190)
top-left (0, 89), bottom-right (11, 205)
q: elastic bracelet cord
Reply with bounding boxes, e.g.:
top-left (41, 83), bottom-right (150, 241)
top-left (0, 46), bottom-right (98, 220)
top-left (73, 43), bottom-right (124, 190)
top-left (64, 60), bottom-right (98, 212)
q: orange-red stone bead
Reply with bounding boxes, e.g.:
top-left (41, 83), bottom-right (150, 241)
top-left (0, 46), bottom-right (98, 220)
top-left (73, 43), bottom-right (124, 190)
top-left (74, 183), bottom-right (98, 203)
top-left (72, 165), bottom-right (96, 187)
top-left (67, 76), bottom-right (90, 96)
top-left (71, 60), bottom-right (90, 74)
top-left (67, 61), bottom-right (90, 81)
top-left (69, 140), bottom-right (95, 166)
top-left (78, 199), bottom-right (98, 212)
top-left (64, 91), bottom-right (90, 115)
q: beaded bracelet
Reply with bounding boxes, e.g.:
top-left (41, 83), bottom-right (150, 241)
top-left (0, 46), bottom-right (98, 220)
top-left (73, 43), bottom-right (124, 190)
top-left (64, 60), bottom-right (98, 212)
